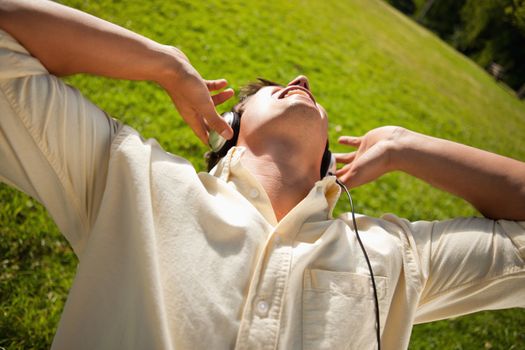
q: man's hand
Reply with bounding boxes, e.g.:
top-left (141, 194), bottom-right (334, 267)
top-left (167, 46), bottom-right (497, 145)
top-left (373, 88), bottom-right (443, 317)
top-left (157, 47), bottom-right (234, 144)
top-left (0, 0), bottom-right (234, 145)
top-left (335, 125), bottom-right (525, 220)
top-left (334, 126), bottom-right (405, 188)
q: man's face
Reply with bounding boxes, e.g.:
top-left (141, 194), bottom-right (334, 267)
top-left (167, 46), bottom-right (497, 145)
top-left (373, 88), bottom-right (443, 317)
top-left (237, 75), bottom-right (329, 152)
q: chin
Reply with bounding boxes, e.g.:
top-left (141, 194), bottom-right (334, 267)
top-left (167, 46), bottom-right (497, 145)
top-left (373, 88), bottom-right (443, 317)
top-left (241, 98), bottom-right (327, 141)
top-left (281, 101), bottom-right (324, 123)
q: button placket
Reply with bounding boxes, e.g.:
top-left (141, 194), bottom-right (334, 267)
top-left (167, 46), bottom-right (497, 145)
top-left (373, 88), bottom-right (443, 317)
top-left (249, 243), bottom-right (292, 346)
top-left (236, 228), bottom-right (294, 349)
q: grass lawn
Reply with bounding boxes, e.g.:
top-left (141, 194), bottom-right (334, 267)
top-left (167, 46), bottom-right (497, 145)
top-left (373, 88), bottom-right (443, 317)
top-left (1, 0), bottom-right (524, 348)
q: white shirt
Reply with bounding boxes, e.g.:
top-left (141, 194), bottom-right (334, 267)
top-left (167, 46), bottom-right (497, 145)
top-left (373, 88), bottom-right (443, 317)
top-left (1, 29), bottom-right (524, 350)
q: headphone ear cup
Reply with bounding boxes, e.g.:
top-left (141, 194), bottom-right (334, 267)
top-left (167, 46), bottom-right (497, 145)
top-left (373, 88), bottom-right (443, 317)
top-left (320, 142), bottom-right (335, 178)
top-left (208, 111), bottom-right (241, 157)
top-left (321, 140), bottom-right (337, 179)
top-left (329, 153), bottom-right (336, 175)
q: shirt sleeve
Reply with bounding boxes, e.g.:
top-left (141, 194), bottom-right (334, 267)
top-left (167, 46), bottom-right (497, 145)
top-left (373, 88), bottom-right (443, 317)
top-left (386, 214), bottom-right (525, 323)
top-left (0, 29), bottom-right (121, 255)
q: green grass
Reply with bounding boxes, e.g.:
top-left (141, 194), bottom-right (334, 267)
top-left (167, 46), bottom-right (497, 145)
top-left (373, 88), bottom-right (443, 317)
top-left (1, 0), bottom-right (524, 348)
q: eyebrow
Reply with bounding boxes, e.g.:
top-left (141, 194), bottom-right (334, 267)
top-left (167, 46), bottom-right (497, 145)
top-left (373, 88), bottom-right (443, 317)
top-left (257, 77), bottom-right (284, 87)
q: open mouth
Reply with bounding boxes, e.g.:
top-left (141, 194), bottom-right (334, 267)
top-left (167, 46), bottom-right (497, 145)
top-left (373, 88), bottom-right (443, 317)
top-left (276, 86), bottom-right (316, 103)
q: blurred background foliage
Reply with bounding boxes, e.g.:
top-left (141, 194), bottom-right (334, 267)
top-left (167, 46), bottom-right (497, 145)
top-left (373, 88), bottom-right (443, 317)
top-left (386, 0), bottom-right (525, 96)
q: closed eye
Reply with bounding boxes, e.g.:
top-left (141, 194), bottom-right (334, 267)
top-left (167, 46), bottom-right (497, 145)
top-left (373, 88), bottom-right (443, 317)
top-left (257, 77), bottom-right (284, 88)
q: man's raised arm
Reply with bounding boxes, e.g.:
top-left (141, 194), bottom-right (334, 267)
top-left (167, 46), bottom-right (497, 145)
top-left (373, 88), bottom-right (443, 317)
top-left (0, 0), bottom-right (233, 143)
top-left (335, 126), bottom-right (525, 220)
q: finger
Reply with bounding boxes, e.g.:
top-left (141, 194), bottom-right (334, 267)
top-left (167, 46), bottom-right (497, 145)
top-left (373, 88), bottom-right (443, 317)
top-left (336, 170), bottom-right (353, 188)
top-left (338, 170), bottom-right (362, 189)
top-left (182, 112), bottom-right (209, 144)
top-left (206, 79), bottom-right (229, 92)
top-left (199, 101), bottom-right (234, 139)
top-left (338, 136), bottom-right (361, 147)
top-left (189, 120), bottom-right (208, 145)
top-left (335, 164), bottom-right (351, 177)
top-left (335, 164), bottom-right (366, 189)
top-left (170, 94), bottom-right (211, 144)
top-left (211, 88), bottom-right (235, 106)
top-left (334, 152), bottom-right (356, 164)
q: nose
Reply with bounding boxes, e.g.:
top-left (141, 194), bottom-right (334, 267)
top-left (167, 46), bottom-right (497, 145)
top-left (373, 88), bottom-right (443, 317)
top-left (287, 75), bottom-right (310, 90)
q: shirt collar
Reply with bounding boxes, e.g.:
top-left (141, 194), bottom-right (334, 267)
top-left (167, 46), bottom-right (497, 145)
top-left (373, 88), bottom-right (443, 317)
top-left (210, 147), bottom-right (341, 231)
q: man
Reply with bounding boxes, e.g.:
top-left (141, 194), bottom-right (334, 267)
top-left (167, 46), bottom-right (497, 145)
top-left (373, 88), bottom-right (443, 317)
top-left (0, 1), bottom-right (524, 349)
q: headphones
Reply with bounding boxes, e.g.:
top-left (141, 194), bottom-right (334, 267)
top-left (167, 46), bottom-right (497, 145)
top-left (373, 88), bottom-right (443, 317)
top-left (209, 111), bottom-right (336, 178)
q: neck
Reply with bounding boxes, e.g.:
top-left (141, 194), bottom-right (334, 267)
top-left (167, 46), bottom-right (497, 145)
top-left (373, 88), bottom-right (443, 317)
top-left (240, 147), bottom-right (321, 222)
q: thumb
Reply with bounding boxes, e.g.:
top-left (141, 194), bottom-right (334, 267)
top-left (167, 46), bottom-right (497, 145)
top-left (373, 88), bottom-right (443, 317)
top-left (200, 101), bottom-right (234, 140)
top-left (336, 165), bottom-right (366, 189)
top-left (338, 136), bottom-right (362, 147)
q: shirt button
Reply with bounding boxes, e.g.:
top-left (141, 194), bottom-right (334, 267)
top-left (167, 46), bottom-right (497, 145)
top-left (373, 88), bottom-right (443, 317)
top-left (255, 299), bottom-right (269, 317)
top-left (249, 188), bottom-right (259, 199)
top-left (274, 236), bottom-right (281, 246)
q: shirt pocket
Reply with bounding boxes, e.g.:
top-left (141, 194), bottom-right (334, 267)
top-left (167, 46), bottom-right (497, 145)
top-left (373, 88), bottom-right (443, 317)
top-left (302, 269), bottom-right (387, 350)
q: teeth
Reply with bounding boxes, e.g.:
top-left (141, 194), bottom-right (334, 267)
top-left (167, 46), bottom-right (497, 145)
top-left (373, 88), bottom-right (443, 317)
top-left (284, 89), bottom-right (308, 98)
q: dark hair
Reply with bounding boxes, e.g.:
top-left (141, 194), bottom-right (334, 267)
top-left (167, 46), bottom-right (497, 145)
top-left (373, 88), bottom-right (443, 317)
top-left (205, 78), bottom-right (283, 171)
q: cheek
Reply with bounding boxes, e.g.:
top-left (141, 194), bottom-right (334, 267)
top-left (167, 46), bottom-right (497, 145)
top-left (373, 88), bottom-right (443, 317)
top-left (240, 99), bottom-right (278, 133)
top-left (237, 109), bottom-right (263, 143)
top-left (238, 110), bottom-right (260, 136)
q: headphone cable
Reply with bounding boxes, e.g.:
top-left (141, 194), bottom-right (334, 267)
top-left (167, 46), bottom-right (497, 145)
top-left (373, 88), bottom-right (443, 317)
top-left (335, 177), bottom-right (381, 350)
